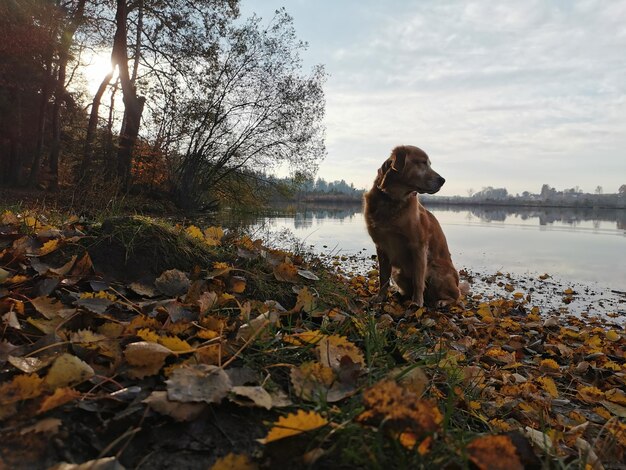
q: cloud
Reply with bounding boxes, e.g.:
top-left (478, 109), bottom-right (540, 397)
top-left (243, 0), bottom-right (626, 194)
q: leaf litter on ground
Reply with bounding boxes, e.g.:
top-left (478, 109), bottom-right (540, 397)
top-left (0, 210), bottom-right (624, 469)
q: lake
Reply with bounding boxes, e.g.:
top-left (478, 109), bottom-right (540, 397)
top-left (227, 202), bottom-right (626, 316)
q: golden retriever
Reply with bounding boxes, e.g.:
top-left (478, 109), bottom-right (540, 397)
top-left (364, 145), bottom-right (462, 307)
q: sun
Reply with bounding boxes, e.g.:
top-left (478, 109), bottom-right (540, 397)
top-left (80, 49), bottom-right (117, 95)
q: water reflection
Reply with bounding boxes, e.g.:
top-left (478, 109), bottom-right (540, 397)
top-left (226, 202), bottom-right (626, 233)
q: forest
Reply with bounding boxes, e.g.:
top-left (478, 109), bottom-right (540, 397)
top-left (0, 0), bottom-right (325, 212)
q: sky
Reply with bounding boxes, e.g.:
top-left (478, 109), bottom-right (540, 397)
top-left (240, 0), bottom-right (626, 196)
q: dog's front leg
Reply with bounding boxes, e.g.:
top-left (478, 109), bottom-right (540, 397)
top-left (410, 245), bottom-right (427, 307)
top-left (374, 246), bottom-right (391, 301)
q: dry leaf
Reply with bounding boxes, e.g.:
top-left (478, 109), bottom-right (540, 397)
top-left (273, 262), bottom-right (299, 283)
top-left (261, 409), bottom-right (328, 444)
top-left (0, 373), bottom-right (45, 405)
top-left (44, 353), bottom-right (94, 390)
top-left (20, 417), bottom-right (62, 435)
top-left (38, 387), bottom-right (81, 413)
top-left (230, 386), bottom-right (273, 409)
top-left (155, 269), bottom-right (190, 296)
top-left (467, 435), bottom-right (524, 470)
top-left (317, 335), bottom-right (365, 371)
top-left (209, 453), bottom-right (257, 470)
top-left (143, 391), bottom-right (206, 421)
top-left (124, 341), bottom-right (172, 378)
top-left (166, 364), bottom-right (232, 403)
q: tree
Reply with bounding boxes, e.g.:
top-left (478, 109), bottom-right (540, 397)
top-left (595, 185), bottom-right (603, 195)
top-left (619, 184), bottom-right (626, 195)
top-left (165, 10), bottom-right (326, 211)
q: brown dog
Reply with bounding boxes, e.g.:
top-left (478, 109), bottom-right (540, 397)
top-left (364, 145), bottom-right (462, 307)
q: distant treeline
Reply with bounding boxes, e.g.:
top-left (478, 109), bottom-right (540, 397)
top-left (422, 184), bottom-right (626, 209)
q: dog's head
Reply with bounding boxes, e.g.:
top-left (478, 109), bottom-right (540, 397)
top-left (376, 145), bottom-right (445, 197)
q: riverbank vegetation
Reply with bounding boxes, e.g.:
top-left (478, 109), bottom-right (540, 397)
top-left (0, 211), bottom-right (624, 469)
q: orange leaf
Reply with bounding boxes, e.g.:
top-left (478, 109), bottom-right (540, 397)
top-left (467, 435), bottom-right (524, 470)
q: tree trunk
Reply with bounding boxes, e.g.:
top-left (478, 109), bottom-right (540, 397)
top-left (79, 71), bottom-right (113, 182)
top-left (28, 58), bottom-right (54, 187)
top-left (114, 0), bottom-right (145, 190)
top-left (49, 0), bottom-right (86, 190)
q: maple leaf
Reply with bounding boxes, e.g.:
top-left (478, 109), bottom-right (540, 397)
top-left (0, 373), bottom-right (44, 405)
top-left (273, 262), bottom-right (300, 283)
top-left (260, 410), bottom-right (328, 444)
top-left (185, 225), bottom-right (204, 240)
top-left (466, 435), bottom-right (524, 470)
top-left (358, 380), bottom-right (442, 436)
top-left (209, 453), bottom-right (257, 470)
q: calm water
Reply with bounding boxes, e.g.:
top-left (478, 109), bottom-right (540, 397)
top-left (236, 203), bottom-right (626, 293)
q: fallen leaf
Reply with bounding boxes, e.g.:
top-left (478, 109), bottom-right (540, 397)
top-left (467, 435), bottom-right (524, 470)
top-left (318, 335), bottom-right (365, 371)
top-left (0, 373), bottom-right (45, 404)
top-left (230, 386), bottom-right (273, 409)
top-left (261, 409), bottom-right (328, 444)
top-left (209, 453), bottom-right (257, 470)
top-left (155, 269), bottom-right (190, 296)
top-left (297, 269), bottom-right (319, 281)
top-left (38, 387), bottom-right (81, 413)
top-left (44, 353), bottom-right (94, 390)
top-left (273, 262), bottom-right (299, 283)
top-left (20, 417), bottom-right (62, 435)
top-left (31, 296), bottom-right (65, 319)
top-left (166, 364), bottom-right (232, 403)
top-left (8, 355), bottom-right (54, 373)
top-left (124, 341), bottom-right (172, 378)
top-left (143, 391), bottom-right (206, 421)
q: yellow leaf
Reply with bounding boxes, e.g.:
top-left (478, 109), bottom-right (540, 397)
top-left (209, 453), bottom-right (258, 470)
top-left (537, 376), bottom-right (559, 398)
top-left (539, 359), bottom-right (560, 371)
top-left (137, 328), bottom-right (160, 343)
top-left (44, 353), bottom-right (94, 390)
top-left (605, 330), bottom-right (620, 342)
top-left (185, 225), bottom-right (204, 240)
top-left (284, 330), bottom-right (326, 346)
top-left (295, 286), bottom-right (317, 313)
top-left (204, 226), bottom-right (224, 246)
top-left (38, 239), bottom-right (60, 256)
top-left (38, 387), bottom-right (80, 414)
top-left (0, 373), bottom-right (44, 405)
top-left (158, 335), bottom-right (192, 352)
top-left (577, 386), bottom-right (605, 403)
top-left (261, 410), bottom-right (328, 444)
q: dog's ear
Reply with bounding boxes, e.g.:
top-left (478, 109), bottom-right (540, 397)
top-left (376, 158), bottom-right (394, 189)
top-left (390, 146), bottom-right (407, 172)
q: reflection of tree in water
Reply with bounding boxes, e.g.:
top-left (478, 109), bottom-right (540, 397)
top-left (432, 204), bottom-right (625, 228)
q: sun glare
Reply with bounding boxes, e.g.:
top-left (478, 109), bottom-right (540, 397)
top-left (81, 49), bottom-right (117, 95)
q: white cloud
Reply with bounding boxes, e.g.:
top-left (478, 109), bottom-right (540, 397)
top-left (243, 0), bottom-right (626, 194)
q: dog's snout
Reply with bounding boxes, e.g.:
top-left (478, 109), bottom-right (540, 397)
top-left (438, 176), bottom-right (446, 187)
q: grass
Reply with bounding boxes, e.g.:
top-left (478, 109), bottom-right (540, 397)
top-left (1, 207), bottom-right (621, 469)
